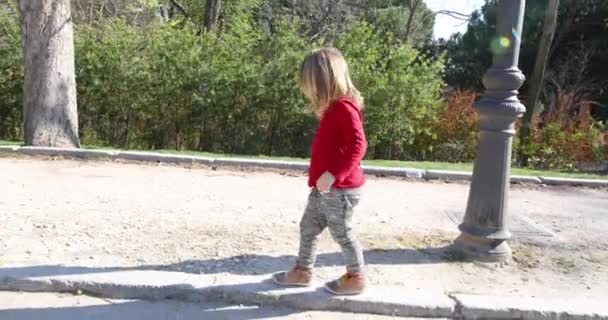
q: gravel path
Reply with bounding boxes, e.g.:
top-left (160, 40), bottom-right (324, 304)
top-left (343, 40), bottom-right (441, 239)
top-left (0, 157), bottom-right (607, 299)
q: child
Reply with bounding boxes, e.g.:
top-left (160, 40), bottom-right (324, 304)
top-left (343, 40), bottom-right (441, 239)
top-left (272, 48), bottom-right (368, 296)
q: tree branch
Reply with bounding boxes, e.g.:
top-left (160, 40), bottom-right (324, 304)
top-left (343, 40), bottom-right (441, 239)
top-left (435, 10), bottom-right (471, 21)
top-left (308, 1), bottom-right (336, 41)
top-left (74, 0), bottom-right (84, 20)
top-left (107, 0), bottom-right (118, 16)
top-left (169, 0), bottom-right (192, 20)
top-left (403, 0), bottom-right (421, 43)
top-left (309, 24), bottom-right (330, 43)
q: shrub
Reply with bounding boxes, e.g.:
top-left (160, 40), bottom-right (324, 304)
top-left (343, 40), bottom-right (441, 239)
top-left (432, 89), bottom-right (479, 162)
top-left (524, 93), bottom-right (607, 169)
top-left (0, 4), bottom-right (23, 141)
top-left (338, 23), bottom-right (445, 160)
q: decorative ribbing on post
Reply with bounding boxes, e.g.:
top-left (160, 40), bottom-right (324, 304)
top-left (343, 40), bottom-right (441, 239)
top-left (454, 0), bottom-right (527, 261)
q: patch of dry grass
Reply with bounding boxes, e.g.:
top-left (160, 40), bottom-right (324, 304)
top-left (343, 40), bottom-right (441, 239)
top-left (512, 244), bottom-right (542, 269)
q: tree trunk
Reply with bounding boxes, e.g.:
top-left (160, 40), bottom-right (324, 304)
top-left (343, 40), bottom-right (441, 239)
top-left (123, 110), bottom-right (130, 148)
top-left (18, 0), bottom-right (80, 148)
top-left (267, 105), bottom-right (284, 156)
top-left (403, 0), bottom-right (421, 44)
top-left (518, 0), bottom-right (559, 166)
top-left (204, 0), bottom-right (221, 32)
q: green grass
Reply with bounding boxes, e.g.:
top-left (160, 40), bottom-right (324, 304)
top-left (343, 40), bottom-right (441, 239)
top-left (362, 159), bottom-right (605, 179)
top-left (123, 148), bottom-right (608, 180)
top-left (363, 159), bottom-right (474, 171)
top-left (508, 168), bottom-right (604, 179)
top-left (155, 149), bottom-right (310, 163)
top-left (1, 140), bottom-right (606, 180)
top-left (0, 140), bottom-right (21, 146)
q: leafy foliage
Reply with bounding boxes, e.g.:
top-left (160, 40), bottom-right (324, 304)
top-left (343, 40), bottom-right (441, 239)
top-left (0, 0), bottom-right (606, 170)
top-left (432, 90), bottom-right (479, 162)
top-left (0, 1), bottom-right (22, 140)
top-left (524, 93), bottom-right (607, 169)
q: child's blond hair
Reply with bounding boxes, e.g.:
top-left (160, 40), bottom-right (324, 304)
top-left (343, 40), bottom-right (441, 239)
top-left (298, 48), bottom-right (363, 116)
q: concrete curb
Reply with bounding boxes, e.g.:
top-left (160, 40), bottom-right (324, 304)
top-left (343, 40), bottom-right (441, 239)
top-left (510, 175), bottom-right (543, 184)
top-left (0, 145), bottom-right (19, 152)
top-left (424, 169), bottom-right (472, 181)
top-left (18, 146), bottom-right (119, 159)
top-left (0, 268), bottom-right (606, 319)
top-left (362, 165), bottom-right (424, 179)
top-left (117, 151), bottom-right (212, 165)
top-left (452, 294), bottom-right (608, 320)
top-left (539, 176), bottom-right (608, 188)
top-left (1, 146), bottom-right (607, 188)
top-left (0, 269), bottom-right (454, 318)
top-left (213, 157), bottom-right (309, 171)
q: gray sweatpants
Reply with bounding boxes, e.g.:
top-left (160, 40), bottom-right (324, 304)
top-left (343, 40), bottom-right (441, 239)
top-left (296, 188), bottom-right (364, 273)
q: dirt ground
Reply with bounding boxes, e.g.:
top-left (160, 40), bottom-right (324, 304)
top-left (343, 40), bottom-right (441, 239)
top-left (0, 156), bottom-right (607, 300)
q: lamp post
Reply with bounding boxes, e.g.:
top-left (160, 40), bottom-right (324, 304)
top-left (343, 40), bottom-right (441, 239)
top-left (454, 0), bottom-right (527, 261)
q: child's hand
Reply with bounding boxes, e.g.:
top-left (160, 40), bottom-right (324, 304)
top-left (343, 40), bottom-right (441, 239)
top-left (316, 171), bottom-right (335, 192)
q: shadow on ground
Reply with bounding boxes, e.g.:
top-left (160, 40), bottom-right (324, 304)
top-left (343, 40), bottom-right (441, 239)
top-left (0, 246), bottom-right (457, 279)
top-left (0, 247), bottom-right (465, 319)
top-left (0, 298), bottom-right (296, 320)
top-left (156, 246), bottom-right (457, 275)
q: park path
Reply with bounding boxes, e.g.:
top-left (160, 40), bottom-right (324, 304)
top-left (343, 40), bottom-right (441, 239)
top-left (0, 156), bottom-right (607, 299)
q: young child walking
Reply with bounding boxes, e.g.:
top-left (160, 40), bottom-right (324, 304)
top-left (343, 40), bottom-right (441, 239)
top-left (272, 48), bottom-right (368, 296)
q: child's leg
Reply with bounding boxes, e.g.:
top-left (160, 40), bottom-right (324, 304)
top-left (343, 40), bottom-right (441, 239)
top-left (296, 189), bottom-right (328, 269)
top-left (323, 190), bottom-right (364, 274)
top-left (273, 190), bottom-right (326, 286)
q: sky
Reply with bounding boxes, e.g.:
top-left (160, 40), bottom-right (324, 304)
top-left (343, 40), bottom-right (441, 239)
top-left (424, 0), bottom-right (485, 40)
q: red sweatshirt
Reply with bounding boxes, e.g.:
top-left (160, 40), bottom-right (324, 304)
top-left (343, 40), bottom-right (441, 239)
top-left (308, 97), bottom-right (367, 189)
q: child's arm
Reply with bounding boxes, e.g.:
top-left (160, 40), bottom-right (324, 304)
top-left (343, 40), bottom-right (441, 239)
top-left (328, 102), bottom-right (367, 181)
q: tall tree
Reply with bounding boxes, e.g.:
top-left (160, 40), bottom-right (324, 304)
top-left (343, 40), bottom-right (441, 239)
top-left (443, 0), bottom-right (546, 90)
top-left (204, 0), bottom-right (221, 32)
top-left (403, 0), bottom-right (421, 44)
top-left (365, 0), bottom-right (435, 45)
top-left (18, 0), bottom-right (80, 147)
top-left (519, 0), bottom-right (560, 166)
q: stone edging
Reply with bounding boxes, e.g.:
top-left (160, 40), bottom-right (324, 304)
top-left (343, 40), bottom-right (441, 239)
top-left (1, 146), bottom-right (607, 188)
top-left (0, 268), bottom-right (606, 320)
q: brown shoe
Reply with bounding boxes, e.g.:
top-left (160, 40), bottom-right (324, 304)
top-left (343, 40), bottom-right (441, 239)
top-left (272, 266), bottom-right (313, 287)
top-left (324, 272), bottom-right (366, 295)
